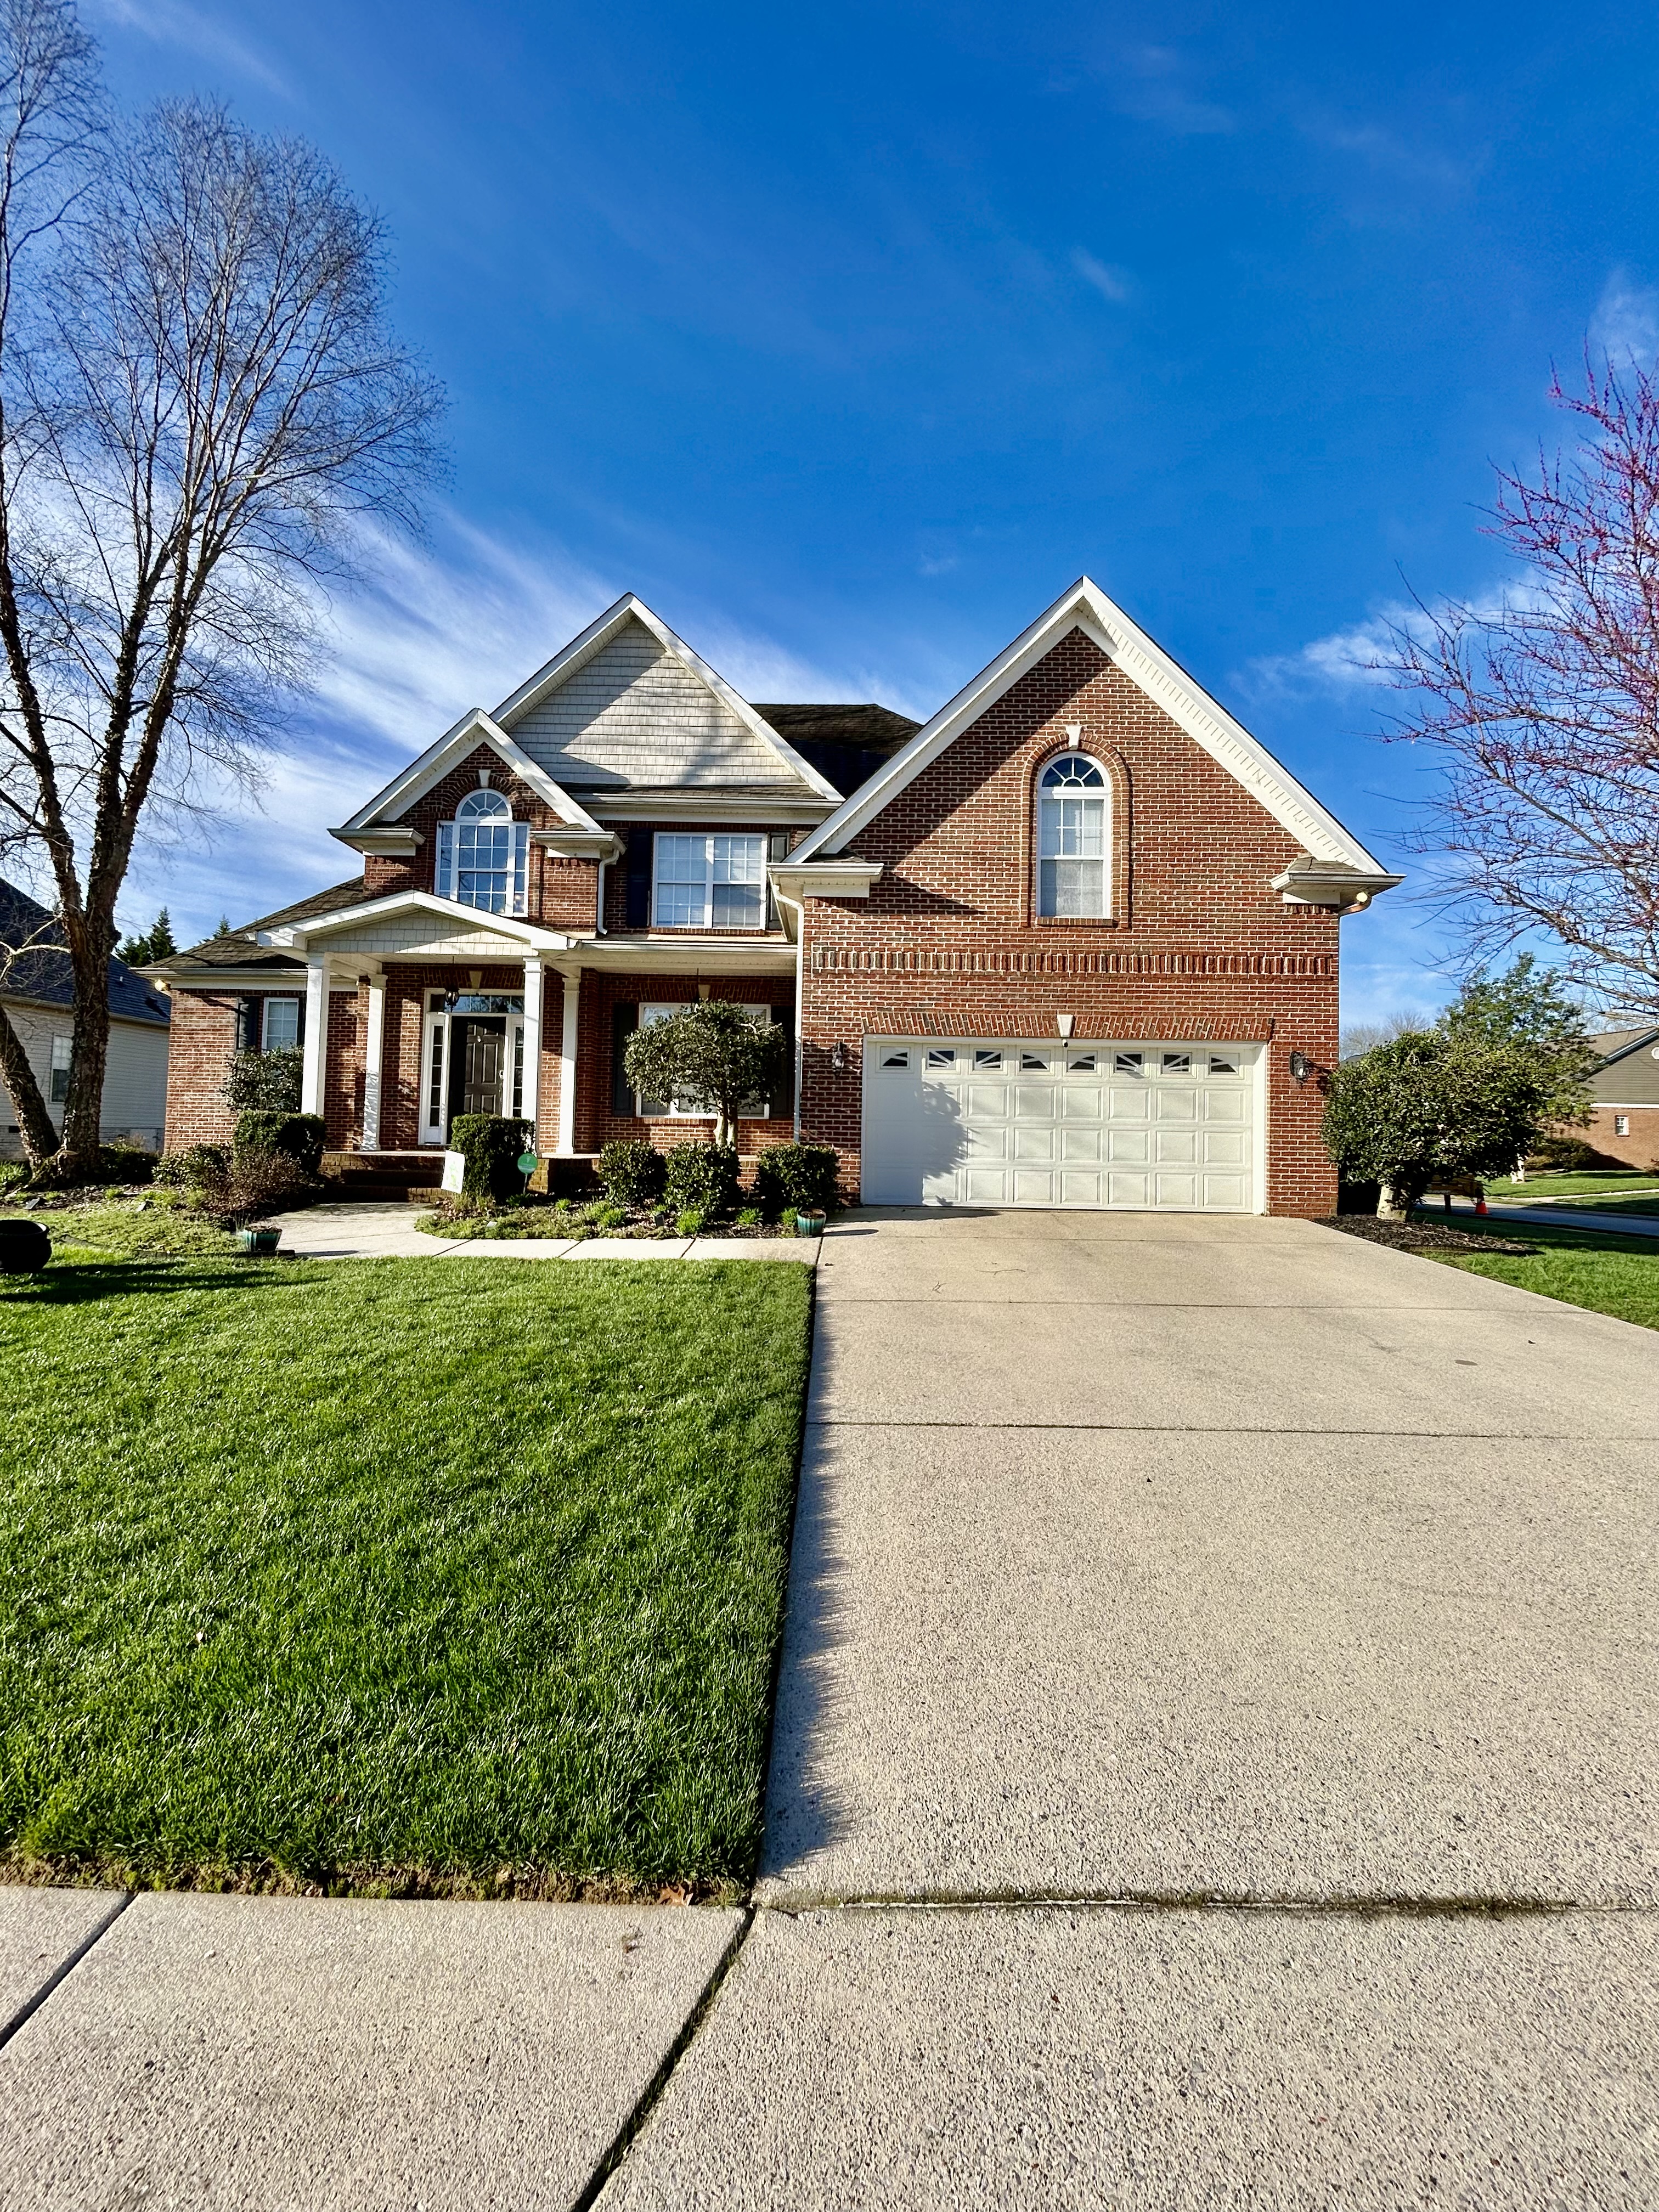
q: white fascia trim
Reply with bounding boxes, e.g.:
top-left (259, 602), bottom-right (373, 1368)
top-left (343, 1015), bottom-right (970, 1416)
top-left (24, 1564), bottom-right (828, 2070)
top-left (792, 576), bottom-right (1391, 877)
top-left (266, 890), bottom-right (577, 955)
top-left (332, 710), bottom-right (606, 839)
top-left (769, 860), bottom-right (883, 902)
top-left (489, 591), bottom-right (845, 805)
top-left (1595, 1030), bottom-right (1659, 1070)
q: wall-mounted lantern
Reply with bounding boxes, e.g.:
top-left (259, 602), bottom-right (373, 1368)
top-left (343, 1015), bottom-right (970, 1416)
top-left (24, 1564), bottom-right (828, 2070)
top-left (1289, 1049), bottom-right (1313, 1086)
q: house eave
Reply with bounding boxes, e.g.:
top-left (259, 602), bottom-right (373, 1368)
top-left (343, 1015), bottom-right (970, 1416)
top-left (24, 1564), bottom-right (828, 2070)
top-left (266, 890), bottom-right (579, 955)
top-left (330, 827), bottom-right (425, 857)
top-left (584, 793), bottom-right (835, 825)
top-left (1268, 860), bottom-right (1404, 912)
top-left (530, 828), bottom-right (624, 862)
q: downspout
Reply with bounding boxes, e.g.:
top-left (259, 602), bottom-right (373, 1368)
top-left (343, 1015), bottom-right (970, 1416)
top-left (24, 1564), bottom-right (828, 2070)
top-left (773, 888), bottom-right (806, 1139)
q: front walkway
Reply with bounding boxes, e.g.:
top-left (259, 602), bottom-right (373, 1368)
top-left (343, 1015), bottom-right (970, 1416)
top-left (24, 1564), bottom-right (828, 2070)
top-left (269, 1201), bottom-right (820, 1263)
top-left (3, 1211), bottom-right (1656, 2207)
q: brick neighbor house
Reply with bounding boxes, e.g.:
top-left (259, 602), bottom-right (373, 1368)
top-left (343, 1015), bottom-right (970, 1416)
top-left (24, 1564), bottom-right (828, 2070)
top-left (1578, 1026), bottom-right (1659, 1169)
top-left (144, 579), bottom-right (1401, 1216)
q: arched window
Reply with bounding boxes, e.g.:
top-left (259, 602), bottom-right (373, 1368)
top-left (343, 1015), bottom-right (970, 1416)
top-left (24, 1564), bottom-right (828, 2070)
top-left (436, 786), bottom-right (529, 915)
top-left (1036, 752), bottom-right (1109, 917)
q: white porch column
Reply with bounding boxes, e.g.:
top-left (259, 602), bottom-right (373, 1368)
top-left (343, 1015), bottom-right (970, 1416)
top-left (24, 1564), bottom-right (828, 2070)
top-left (300, 953), bottom-right (330, 1118)
top-left (360, 972), bottom-right (386, 1151)
top-left (521, 956), bottom-right (542, 1144)
top-left (555, 963), bottom-right (581, 1156)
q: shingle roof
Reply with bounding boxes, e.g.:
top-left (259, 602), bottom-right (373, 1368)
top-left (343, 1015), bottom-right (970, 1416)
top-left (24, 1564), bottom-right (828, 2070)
top-left (0, 877), bottom-right (171, 1027)
top-left (753, 704), bottom-right (921, 802)
top-left (151, 879), bottom-right (368, 977)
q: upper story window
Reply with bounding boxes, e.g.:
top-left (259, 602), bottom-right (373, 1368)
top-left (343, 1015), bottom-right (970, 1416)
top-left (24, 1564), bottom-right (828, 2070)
top-left (1037, 753), bottom-right (1109, 918)
top-left (436, 787), bottom-right (529, 915)
top-left (654, 833), bottom-right (766, 930)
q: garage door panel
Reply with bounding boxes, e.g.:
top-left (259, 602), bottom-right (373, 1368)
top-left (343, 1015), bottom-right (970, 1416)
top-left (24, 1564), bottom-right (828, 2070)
top-left (865, 1040), bottom-right (1256, 1212)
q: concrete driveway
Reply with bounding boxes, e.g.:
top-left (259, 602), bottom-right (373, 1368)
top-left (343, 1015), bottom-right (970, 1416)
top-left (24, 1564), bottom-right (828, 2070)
top-left (605, 1209), bottom-right (1659, 2208)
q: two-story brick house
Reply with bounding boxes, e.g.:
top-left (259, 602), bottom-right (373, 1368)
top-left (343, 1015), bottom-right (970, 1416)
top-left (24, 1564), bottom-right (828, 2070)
top-left (149, 579), bottom-right (1400, 1215)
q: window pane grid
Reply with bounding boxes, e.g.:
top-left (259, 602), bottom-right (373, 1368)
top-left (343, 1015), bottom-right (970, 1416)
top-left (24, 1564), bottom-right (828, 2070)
top-left (654, 834), bottom-right (766, 929)
top-left (1036, 754), bottom-right (1109, 918)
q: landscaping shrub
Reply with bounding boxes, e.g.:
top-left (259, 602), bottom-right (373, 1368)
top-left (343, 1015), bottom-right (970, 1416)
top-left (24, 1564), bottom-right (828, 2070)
top-left (0, 1161), bottom-right (30, 1198)
top-left (675, 1206), bottom-right (707, 1237)
top-left (219, 1149), bottom-right (319, 1223)
top-left (599, 1139), bottom-right (668, 1209)
top-left (449, 1115), bottom-right (534, 1201)
top-left (233, 1111), bottom-right (327, 1174)
top-left (95, 1144), bottom-right (156, 1186)
top-left (153, 1143), bottom-right (230, 1192)
top-left (1534, 1135), bottom-right (1602, 1172)
top-left (752, 1141), bottom-right (839, 1219)
top-left (663, 1141), bottom-right (740, 1218)
top-left (223, 1046), bottom-right (303, 1115)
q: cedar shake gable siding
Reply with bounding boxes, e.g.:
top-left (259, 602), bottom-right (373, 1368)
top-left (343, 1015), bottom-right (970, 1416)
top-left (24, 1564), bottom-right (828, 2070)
top-left (793, 625), bottom-right (1342, 1216)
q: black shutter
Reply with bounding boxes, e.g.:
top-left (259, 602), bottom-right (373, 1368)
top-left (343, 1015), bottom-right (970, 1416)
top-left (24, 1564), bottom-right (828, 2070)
top-left (624, 831), bottom-right (654, 928)
top-left (766, 830), bottom-right (789, 928)
top-left (611, 1001), bottom-right (639, 1115)
top-left (294, 991), bottom-right (306, 1046)
top-left (771, 1004), bottom-right (794, 1118)
top-left (235, 997), bottom-right (255, 1052)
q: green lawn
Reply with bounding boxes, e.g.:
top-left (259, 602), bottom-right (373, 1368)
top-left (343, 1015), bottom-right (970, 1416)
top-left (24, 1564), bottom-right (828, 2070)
top-left (0, 1250), bottom-right (811, 1898)
top-left (1486, 1171), bottom-right (1659, 1203)
top-left (0, 1197), bottom-right (239, 1260)
top-left (1417, 1214), bottom-right (1659, 1331)
top-left (1541, 1189), bottom-right (1659, 1218)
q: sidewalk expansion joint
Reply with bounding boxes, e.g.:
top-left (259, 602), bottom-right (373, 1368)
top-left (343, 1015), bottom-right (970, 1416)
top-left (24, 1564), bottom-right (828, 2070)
top-left (568, 1906), bottom-right (753, 2212)
top-left (0, 1891), bottom-right (133, 2055)
top-left (757, 1889), bottom-right (1644, 1922)
top-left (806, 1418), bottom-right (1659, 1440)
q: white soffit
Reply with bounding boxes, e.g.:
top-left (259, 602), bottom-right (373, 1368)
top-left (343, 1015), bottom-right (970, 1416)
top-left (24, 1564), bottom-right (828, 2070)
top-left (489, 592), bottom-right (844, 803)
top-left (334, 710), bottom-right (605, 838)
top-left (792, 577), bottom-right (1389, 873)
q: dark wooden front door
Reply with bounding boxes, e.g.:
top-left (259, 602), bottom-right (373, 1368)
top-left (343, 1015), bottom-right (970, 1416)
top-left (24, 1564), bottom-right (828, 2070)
top-left (448, 1017), bottom-right (505, 1123)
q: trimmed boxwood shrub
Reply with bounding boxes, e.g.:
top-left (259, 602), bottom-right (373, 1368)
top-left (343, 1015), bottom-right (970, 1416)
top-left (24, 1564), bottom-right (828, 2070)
top-left (234, 1111), bottom-right (327, 1175)
top-left (450, 1115), bottom-right (534, 1201)
top-left (154, 1143), bottom-right (229, 1190)
top-left (599, 1139), bottom-right (668, 1209)
top-left (752, 1142), bottom-right (839, 1219)
top-left (663, 1141), bottom-right (740, 1219)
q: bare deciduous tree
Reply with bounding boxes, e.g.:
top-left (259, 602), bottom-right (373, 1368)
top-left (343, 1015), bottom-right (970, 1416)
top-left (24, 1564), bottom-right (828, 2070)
top-left (1379, 355), bottom-right (1659, 1018)
top-left (0, 0), bottom-right (441, 1180)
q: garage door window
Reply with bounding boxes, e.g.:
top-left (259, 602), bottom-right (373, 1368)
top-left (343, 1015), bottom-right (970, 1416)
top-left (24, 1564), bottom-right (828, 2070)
top-left (1037, 753), bottom-right (1108, 917)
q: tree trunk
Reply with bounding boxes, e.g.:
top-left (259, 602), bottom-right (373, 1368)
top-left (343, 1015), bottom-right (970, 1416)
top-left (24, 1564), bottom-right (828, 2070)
top-left (1377, 1180), bottom-right (1406, 1220)
top-left (0, 1001), bottom-right (60, 1166)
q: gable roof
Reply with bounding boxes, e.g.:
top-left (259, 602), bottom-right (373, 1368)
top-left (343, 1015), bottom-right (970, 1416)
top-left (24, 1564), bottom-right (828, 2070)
top-left (492, 597), bottom-right (843, 799)
top-left (1, 877), bottom-right (171, 1026)
top-left (333, 708), bottom-right (607, 844)
top-left (788, 577), bottom-right (1392, 875)
top-left (1592, 1025), bottom-right (1659, 1066)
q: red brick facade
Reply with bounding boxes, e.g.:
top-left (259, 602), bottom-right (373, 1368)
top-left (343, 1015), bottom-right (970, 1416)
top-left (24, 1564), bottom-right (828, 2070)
top-left (794, 627), bottom-right (1341, 1216)
top-left (157, 616), bottom-right (1363, 1216)
top-left (1580, 1104), bottom-right (1659, 1170)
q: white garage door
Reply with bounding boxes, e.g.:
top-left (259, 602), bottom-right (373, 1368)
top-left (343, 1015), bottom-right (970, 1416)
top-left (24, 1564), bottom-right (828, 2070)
top-left (861, 1038), bottom-right (1260, 1210)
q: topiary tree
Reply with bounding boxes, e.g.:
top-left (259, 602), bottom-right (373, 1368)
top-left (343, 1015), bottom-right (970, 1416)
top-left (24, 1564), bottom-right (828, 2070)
top-left (623, 1002), bottom-right (789, 1148)
top-left (1322, 1031), bottom-right (1559, 1216)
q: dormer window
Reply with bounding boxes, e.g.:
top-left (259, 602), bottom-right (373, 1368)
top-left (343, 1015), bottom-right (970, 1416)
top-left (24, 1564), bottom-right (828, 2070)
top-left (1037, 753), bottom-right (1109, 918)
top-left (436, 787), bottom-right (529, 915)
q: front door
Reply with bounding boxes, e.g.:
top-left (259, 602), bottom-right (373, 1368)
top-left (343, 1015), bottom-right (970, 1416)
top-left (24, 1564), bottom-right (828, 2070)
top-left (448, 1017), bottom-right (506, 1122)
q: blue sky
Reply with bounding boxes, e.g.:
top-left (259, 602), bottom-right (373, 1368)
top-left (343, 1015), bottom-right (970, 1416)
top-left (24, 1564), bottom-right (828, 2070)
top-left (95, 0), bottom-right (1658, 1020)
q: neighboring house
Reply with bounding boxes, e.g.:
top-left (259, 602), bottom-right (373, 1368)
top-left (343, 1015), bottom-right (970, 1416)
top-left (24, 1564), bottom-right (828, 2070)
top-left (1581, 1026), bottom-right (1659, 1168)
top-left (145, 579), bottom-right (1400, 1216)
top-left (0, 878), bottom-right (172, 1158)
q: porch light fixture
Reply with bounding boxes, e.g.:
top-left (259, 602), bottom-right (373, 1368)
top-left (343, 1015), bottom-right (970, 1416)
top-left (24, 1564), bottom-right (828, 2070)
top-left (831, 1041), bottom-right (848, 1072)
top-left (1289, 1049), bottom-right (1313, 1085)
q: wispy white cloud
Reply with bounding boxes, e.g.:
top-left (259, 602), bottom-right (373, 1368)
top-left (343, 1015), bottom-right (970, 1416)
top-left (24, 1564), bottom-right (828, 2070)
top-left (1590, 268), bottom-right (1659, 368)
top-left (1113, 47), bottom-right (1234, 137)
top-left (87, 0), bottom-right (292, 97)
top-left (119, 515), bottom-right (926, 942)
top-left (1071, 249), bottom-right (1132, 303)
top-left (1297, 115), bottom-right (1468, 190)
top-left (1240, 610), bottom-right (1406, 701)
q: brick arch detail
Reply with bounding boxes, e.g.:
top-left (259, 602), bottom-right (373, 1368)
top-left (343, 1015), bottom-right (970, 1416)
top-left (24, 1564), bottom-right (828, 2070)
top-left (1024, 735), bottom-right (1132, 929)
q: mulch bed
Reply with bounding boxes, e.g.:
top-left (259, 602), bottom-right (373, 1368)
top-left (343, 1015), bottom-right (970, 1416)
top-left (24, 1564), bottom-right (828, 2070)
top-left (1318, 1214), bottom-right (1537, 1257)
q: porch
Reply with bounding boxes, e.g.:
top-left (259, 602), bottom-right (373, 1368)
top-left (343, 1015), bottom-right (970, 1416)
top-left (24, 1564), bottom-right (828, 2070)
top-left (264, 887), bottom-right (797, 1158)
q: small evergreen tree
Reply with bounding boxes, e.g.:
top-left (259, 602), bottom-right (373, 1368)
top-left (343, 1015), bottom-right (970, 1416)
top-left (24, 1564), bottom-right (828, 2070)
top-left (1322, 1031), bottom-right (1559, 1215)
top-left (1438, 955), bottom-right (1597, 1125)
top-left (623, 1003), bottom-right (789, 1148)
top-left (117, 908), bottom-right (176, 965)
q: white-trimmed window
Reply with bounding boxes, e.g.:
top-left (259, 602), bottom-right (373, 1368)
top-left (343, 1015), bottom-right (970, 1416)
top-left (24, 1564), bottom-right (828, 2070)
top-left (436, 788), bottom-right (529, 916)
top-left (262, 996), bottom-right (300, 1052)
top-left (653, 834), bottom-right (766, 930)
top-left (49, 1031), bottom-right (71, 1103)
top-left (1615, 1114), bottom-right (1630, 1137)
top-left (1037, 753), bottom-right (1109, 918)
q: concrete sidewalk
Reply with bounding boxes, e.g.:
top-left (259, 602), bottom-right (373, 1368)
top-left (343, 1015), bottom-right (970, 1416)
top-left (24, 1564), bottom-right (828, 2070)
top-left (268, 1202), bottom-right (820, 1263)
top-left (3, 1210), bottom-right (1655, 2207)
top-left (1434, 1192), bottom-right (1659, 1238)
